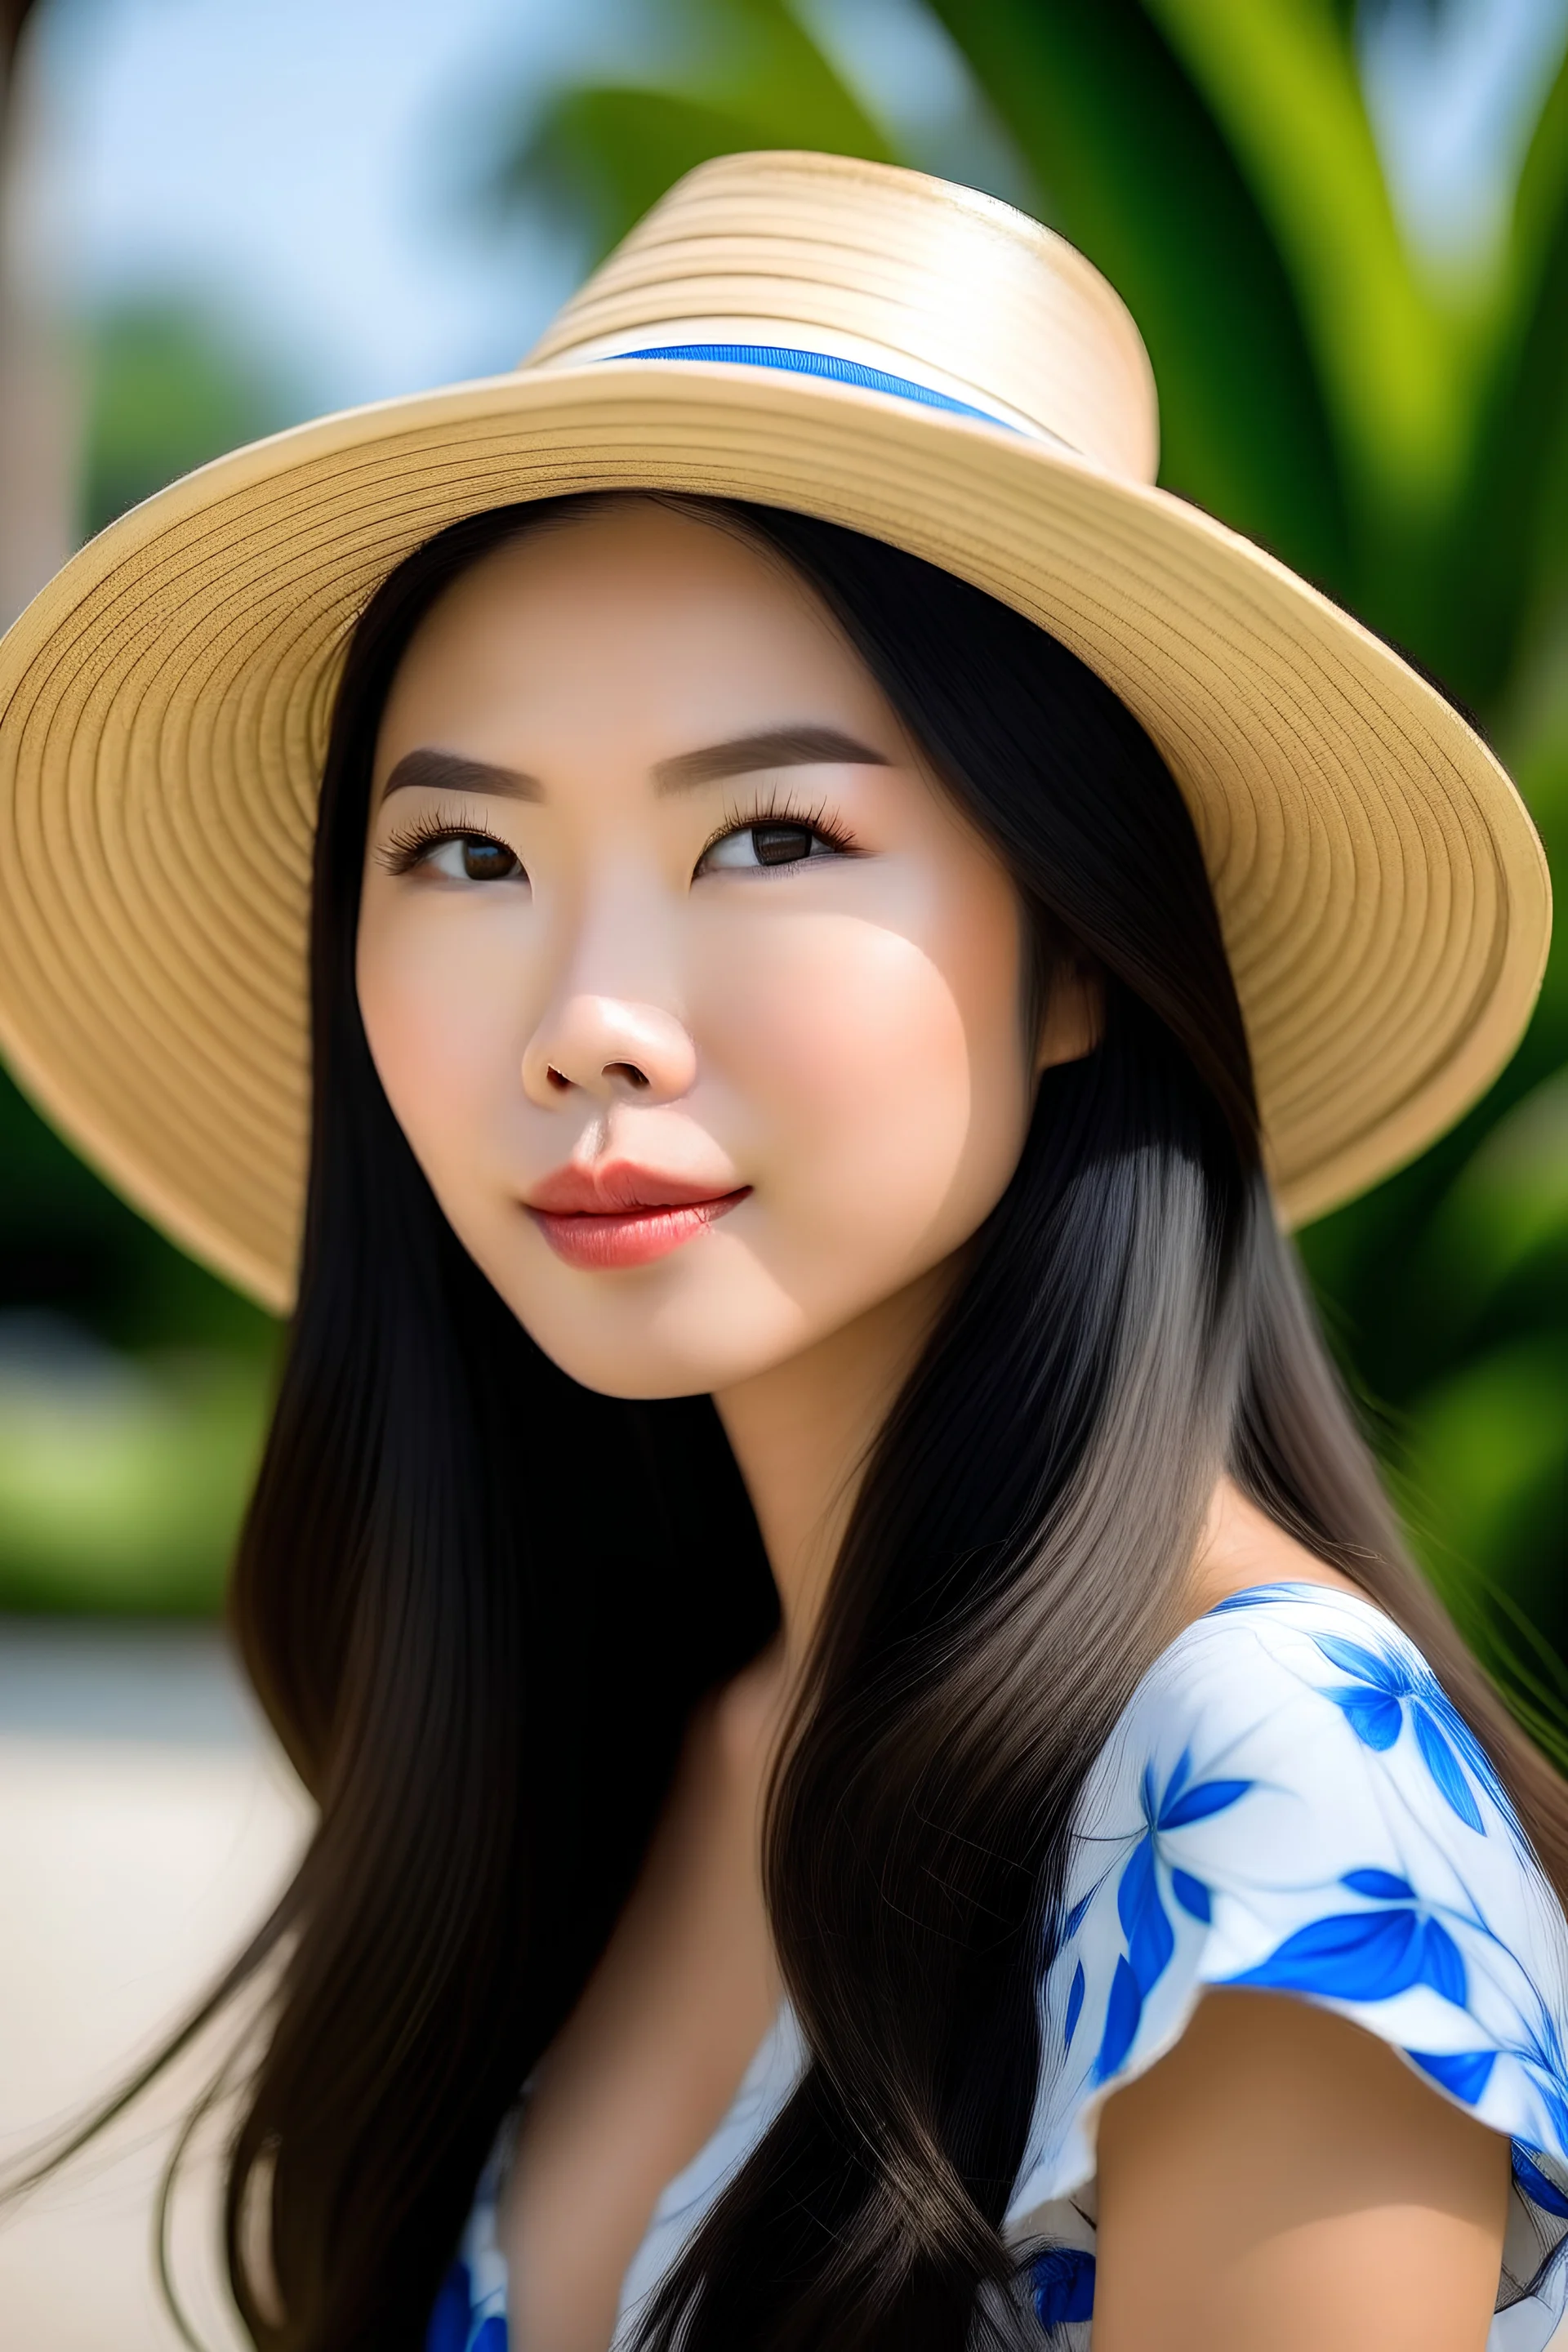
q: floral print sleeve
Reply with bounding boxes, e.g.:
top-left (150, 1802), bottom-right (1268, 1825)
top-left (1008, 1584), bottom-right (1568, 2350)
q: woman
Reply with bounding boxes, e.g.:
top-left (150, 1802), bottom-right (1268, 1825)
top-left (0, 154), bottom-right (1562, 2352)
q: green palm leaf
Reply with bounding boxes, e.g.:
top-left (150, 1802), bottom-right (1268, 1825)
top-left (499, 0), bottom-right (892, 269)
top-left (921, 0), bottom-right (1349, 586)
top-left (1428, 44), bottom-right (1568, 706)
top-left (1147, 0), bottom-right (1467, 535)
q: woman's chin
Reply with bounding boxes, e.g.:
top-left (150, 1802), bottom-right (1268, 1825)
top-left (505, 1286), bottom-right (817, 1404)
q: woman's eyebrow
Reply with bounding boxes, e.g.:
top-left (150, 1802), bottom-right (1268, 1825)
top-left (378, 728), bottom-right (889, 805)
top-left (653, 726), bottom-right (891, 794)
top-left (380, 748), bottom-right (541, 803)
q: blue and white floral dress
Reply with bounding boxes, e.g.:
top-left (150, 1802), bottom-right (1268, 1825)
top-left (428, 1584), bottom-right (1568, 2350)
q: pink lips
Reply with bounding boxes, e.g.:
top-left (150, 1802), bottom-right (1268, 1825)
top-left (525, 1162), bottom-right (751, 1270)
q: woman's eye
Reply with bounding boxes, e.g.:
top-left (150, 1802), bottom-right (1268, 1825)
top-left (699, 822), bottom-right (840, 874)
top-left (425, 834), bottom-right (524, 884)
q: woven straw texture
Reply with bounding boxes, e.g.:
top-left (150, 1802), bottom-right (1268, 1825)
top-left (0, 152), bottom-right (1549, 1310)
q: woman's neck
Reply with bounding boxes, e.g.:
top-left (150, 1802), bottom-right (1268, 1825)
top-left (713, 1263), bottom-right (954, 1676)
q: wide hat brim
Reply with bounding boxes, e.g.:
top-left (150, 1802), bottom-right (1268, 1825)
top-left (0, 354), bottom-right (1549, 1312)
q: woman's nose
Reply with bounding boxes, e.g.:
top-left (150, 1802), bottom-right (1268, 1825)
top-left (521, 995), bottom-right (697, 1107)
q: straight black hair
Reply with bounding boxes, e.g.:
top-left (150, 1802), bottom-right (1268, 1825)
top-left (26, 492), bottom-right (1568, 2350)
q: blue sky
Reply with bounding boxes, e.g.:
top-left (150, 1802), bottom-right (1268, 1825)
top-left (1362, 0), bottom-right (1568, 267)
top-left (21, 0), bottom-right (1568, 424)
top-left (30, 0), bottom-right (616, 411)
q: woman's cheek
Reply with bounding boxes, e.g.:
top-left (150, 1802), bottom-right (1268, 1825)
top-left (358, 905), bottom-right (528, 1186)
top-left (697, 911), bottom-right (1004, 1265)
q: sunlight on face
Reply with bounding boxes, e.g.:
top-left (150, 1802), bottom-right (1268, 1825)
top-left (356, 501), bottom-right (1040, 1399)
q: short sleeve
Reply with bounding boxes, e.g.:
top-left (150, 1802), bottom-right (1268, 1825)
top-left (1007, 1584), bottom-right (1568, 2352)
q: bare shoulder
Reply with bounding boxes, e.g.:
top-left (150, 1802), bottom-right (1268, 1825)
top-left (1188, 1474), bottom-right (1363, 1618)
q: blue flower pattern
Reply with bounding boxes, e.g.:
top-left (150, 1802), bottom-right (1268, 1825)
top-left (432, 1586), bottom-right (1568, 2350)
top-left (1089, 1751), bottom-right (1252, 2082)
top-left (426, 2265), bottom-right (505, 2352)
top-left (1277, 1610), bottom-right (1513, 1842)
top-left (430, 2153), bottom-right (510, 2352)
top-left (1029, 2244), bottom-right (1097, 2328)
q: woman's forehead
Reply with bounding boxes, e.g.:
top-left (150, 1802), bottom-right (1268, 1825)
top-left (410, 498), bottom-right (831, 648)
top-left (376, 501), bottom-right (903, 775)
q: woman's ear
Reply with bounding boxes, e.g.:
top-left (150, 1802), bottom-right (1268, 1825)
top-left (1035, 961), bottom-right (1104, 1076)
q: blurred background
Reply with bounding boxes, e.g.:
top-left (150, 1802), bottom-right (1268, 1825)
top-left (0, 0), bottom-right (1566, 2340)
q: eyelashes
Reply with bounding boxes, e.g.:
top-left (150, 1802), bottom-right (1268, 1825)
top-left (375, 791), bottom-right (862, 880)
top-left (375, 804), bottom-right (501, 876)
top-left (694, 791), bottom-right (860, 869)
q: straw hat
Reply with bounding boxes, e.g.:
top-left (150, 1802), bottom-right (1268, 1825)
top-left (0, 151), bottom-right (1548, 1312)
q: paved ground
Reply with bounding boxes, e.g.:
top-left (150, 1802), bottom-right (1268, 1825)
top-left (0, 1621), bottom-right (310, 2349)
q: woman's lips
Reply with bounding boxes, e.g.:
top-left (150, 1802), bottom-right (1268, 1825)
top-left (530, 1191), bottom-right (751, 1269)
top-left (525, 1162), bottom-right (751, 1270)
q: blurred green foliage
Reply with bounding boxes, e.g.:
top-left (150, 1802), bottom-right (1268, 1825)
top-left (494, 0), bottom-right (1568, 1699)
top-left (500, 0), bottom-right (893, 256)
top-left (0, 1327), bottom-right (270, 1611)
top-left (0, 1051), bottom-right (275, 1613)
top-left (82, 300), bottom-right (296, 539)
top-left (0, 300), bottom-right (288, 1614)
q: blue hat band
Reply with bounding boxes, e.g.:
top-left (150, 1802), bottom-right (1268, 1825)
top-left (607, 342), bottom-right (1018, 434)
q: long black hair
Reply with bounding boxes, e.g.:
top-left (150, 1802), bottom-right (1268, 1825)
top-left (52, 493), bottom-right (1568, 2349)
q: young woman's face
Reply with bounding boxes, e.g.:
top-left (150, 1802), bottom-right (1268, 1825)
top-left (357, 501), bottom-right (1067, 1399)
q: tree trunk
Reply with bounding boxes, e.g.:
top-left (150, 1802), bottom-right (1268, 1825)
top-left (0, 0), bottom-right (78, 629)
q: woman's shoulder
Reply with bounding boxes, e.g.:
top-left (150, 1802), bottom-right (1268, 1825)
top-left (1108, 1576), bottom-right (1528, 1849)
top-left (1012, 1581), bottom-right (1568, 2223)
top-left (1096, 1577), bottom-right (1535, 1837)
